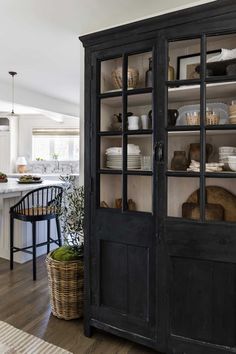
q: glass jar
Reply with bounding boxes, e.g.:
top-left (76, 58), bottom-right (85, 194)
top-left (168, 58), bottom-right (175, 81)
top-left (145, 57), bottom-right (152, 87)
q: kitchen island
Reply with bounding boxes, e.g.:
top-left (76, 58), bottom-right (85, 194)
top-left (0, 178), bottom-right (64, 263)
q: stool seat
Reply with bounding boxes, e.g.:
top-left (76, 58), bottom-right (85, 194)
top-left (17, 206), bottom-right (59, 216)
top-left (10, 186), bottom-right (63, 280)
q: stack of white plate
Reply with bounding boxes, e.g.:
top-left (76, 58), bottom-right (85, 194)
top-left (106, 154), bottom-right (141, 169)
top-left (106, 144), bottom-right (141, 169)
top-left (219, 146), bottom-right (236, 170)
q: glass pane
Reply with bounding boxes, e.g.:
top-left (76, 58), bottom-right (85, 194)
top-left (127, 135), bottom-right (152, 171)
top-left (168, 177), bottom-right (199, 218)
top-left (100, 57), bottom-right (123, 93)
top-left (127, 176), bottom-right (152, 212)
top-left (207, 33), bottom-right (236, 78)
top-left (206, 82), bottom-right (235, 126)
top-left (100, 136), bottom-right (122, 170)
top-left (128, 51), bottom-right (152, 89)
top-left (100, 97), bottom-right (123, 132)
top-left (205, 130), bottom-right (236, 174)
top-left (168, 131), bottom-right (200, 172)
top-left (100, 175), bottom-right (122, 209)
top-left (168, 86), bottom-right (200, 128)
top-left (205, 179), bottom-right (236, 222)
top-left (127, 93), bottom-right (152, 131)
top-left (169, 38), bottom-right (201, 81)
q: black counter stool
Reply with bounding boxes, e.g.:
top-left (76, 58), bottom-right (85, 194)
top-left (9, 186), bottom-right (63, 280)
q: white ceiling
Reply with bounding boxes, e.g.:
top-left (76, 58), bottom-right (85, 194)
top-left (0, 0), bottom-right (214, 115)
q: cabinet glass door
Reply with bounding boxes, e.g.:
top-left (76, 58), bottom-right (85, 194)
top-left (98, 51), bottom-right (153, 213)
top-left (93, 46), bottom-right (157, 341)
top-left (167, 31), bottom-right (236, 352)
top-left (167, 34), bottom-right (236, 223)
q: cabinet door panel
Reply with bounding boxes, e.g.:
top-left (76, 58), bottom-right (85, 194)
top-left (100, 241), bottom-right (127, 312)
top-left (170, 257), bottom-right (236, 347)
top-left (100, 240), bottom-right (149, 320)
top-left (91, 210), bottom-right (156, 339)
top-left (0, 133), bottom-right (10, 172)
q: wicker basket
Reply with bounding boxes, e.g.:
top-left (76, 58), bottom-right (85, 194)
top-left (112, 67), bottom-right (139, 89)
top-left (206, 113), bottom-right (220, 125)
top-left (186, 115), bottom-right (200, 125)
top-left (46, 252), bottom-right (83, 320)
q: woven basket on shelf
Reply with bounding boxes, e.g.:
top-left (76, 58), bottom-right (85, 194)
top-left (206, 113), bottom-right (220, 125)
top-left (112, 67), bottom-right (139, 89)
top-left (46, 252), bottom-right (83, 320)
top-left (186, 115), bottom-right (200, 125)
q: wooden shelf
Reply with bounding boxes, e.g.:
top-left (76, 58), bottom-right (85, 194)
top-left (168, 81), bottom-right (236, 102)
top-left (99, 168), bottom-right (152, 176)
top-left (166, 170), bottom-right (236, 178)
top-left (166, 171), bottom-right (200, 177)
top-left (125, 130), bottom-right (153, 136)
top-left (99, 131), bottom-right (122, 136)
top-left (99, 132), bottom-right (152, 138)
top-left (100, 91), bottom-right (152, 107)
top-left (205, 171), bottom-right (236, 178)
top-left (99, 168), bottom-right (122, 174)
top-left (168, 127), bottom-right (236, 136)
top-left (167, 79), bottom-right (201, 87)
top-left (125, 170), bottom-right (153, 176)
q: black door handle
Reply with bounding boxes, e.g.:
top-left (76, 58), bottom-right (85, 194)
top-left (154, 141), bottom-right (164, 162)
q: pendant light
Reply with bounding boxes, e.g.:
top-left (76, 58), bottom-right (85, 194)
top-left (8, 71), bottom-right (17, 115)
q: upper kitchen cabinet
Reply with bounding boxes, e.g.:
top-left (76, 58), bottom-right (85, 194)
top-left (0, 116), bottom-right (18, 173)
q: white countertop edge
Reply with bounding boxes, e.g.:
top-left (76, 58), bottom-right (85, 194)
top-left (0, 178), bottom-right (64, 194)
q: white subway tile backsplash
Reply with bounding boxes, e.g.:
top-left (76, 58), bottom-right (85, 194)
top-left (27, 160), bottom-right (79, 174)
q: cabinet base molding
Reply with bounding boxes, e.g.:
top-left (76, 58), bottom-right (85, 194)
top-left (90, 319), bottom-right (161, 352)
top-left (170, 334), bottom-right (234, 354)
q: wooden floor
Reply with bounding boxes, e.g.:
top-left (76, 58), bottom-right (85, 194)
top-left (0, 256), bottom-right (160, 354)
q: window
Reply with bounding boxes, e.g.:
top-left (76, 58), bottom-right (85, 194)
top-left (32, 129), bottom-right (79, 161)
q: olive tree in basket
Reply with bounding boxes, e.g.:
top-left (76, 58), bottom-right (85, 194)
top-left (46, 175), bottom-right (84, 320)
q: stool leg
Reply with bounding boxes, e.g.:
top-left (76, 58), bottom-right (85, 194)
top-left (32, 221), bottom-right (37, 281)
top-left (10, 215), bottom-right (14, 270)
top-left (56, 217), bottom-right (62, 247)
top-left (47, 219), bottom-right (50, 254)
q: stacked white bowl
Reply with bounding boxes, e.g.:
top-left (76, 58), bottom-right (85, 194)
top-left (228, 155), bottom-right (236, 171)
top-left (219, 146), bottom-right (236, 170)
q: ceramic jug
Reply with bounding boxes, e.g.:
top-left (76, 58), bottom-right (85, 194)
top-left (168, 109), bottom-right (179, 127)
top-left (171, 151), bottom-right (189, 171)
top-left (188, 143), bottom-right (213, 163)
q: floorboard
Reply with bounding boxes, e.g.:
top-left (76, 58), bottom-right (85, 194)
top-left (0, 256), bottom-right (161, 354)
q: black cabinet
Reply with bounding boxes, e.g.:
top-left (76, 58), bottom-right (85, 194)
top-left (80, 2), bottom-right (236, 353)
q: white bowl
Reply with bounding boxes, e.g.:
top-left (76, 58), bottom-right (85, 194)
top-left (219, 147), bottom-right (236, 153)
top-left (219, 152), bottom-right (233, 155)
top-left (228, 161), bottom-right (236, 172)
top-left (228, 156), bottom-right (236, 162)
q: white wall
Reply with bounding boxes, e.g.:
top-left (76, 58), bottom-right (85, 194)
top-left (18, 115), bottom-right (80, 161)
top-left (0, 81), bottom-right (79, 118)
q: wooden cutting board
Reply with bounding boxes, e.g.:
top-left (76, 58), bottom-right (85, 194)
top-left (186, 186), bottom-right (236, 222)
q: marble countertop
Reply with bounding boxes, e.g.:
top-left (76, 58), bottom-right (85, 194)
top-left (8, 173), bottom-right (79, 178)
top-left (0, 178), bottom-right (64, 195)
